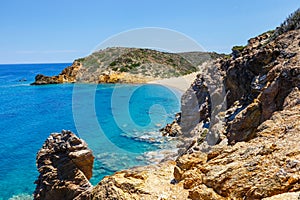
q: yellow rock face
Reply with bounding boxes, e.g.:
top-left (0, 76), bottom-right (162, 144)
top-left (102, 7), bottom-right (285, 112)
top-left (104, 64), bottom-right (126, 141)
top-left (98, 72), bottom-right (153, 84)
top-left (77, 161), bottom-right (189, 200)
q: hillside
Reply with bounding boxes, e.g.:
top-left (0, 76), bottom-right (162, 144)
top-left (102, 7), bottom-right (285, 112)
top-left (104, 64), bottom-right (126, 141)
top-left (31, 47), bottom-right (222, 85)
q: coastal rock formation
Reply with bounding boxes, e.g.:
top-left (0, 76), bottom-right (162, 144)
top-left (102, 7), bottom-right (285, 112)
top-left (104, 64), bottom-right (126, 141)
top-left (223, 28), bottom-right (300, 144)
top-left (82, 12), bottom-right (299, 199)
top-left (34, 130), bottom-right (94, 200)
top-left (160, 112), bottom-right (182, 137)
top-left (180, 74), bottom-right (211, 135)
top-left (31, 61), bottom-right (81, 85)
top-left (171, 11), bottom-right (300, 199)
top-left (262, 191), bottom-right (300, 200)
top-left (31, 47), bottom-right (223, 85)
top-left (34, 9), bottom-right (300, 200)
top-left (79, 80), bottom-right (300, 200)
top-left (174, 102), bottom-right (300, 199)
top-left (75, 161), bottom-right (189, 200)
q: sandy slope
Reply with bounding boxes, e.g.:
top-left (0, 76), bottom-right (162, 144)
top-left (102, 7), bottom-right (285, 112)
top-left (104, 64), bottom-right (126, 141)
top-left (148, 72), bottom-right (198, 93)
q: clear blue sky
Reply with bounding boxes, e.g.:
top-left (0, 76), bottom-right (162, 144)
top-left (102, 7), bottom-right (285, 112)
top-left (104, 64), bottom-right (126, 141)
top-left (1, 0), bottom-right (299, 64)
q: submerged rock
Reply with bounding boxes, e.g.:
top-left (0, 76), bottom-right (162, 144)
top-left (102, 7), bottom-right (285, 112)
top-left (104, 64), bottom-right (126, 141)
top-left (34, 130), bottom-right (94, 200)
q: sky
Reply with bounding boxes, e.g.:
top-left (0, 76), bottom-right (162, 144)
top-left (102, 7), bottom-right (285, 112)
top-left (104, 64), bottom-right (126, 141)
top-left (0, 0), bottom-right (299, 64)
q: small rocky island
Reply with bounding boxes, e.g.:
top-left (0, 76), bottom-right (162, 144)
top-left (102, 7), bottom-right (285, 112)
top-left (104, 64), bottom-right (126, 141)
top-left (34, 9), bottom-right (300, 200)
top-left (31, 47), bottom-right (222, 85)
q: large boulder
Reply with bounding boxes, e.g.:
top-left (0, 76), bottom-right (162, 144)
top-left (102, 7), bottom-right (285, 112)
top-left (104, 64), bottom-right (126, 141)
top-left (34, 130), bottom-right (94, 200)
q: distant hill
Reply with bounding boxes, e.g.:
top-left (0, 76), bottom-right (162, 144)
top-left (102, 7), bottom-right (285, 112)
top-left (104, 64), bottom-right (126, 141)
top-left (31, 47), bottom-right (225, 85)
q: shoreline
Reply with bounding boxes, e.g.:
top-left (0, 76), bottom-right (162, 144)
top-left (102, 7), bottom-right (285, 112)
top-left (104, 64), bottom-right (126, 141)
top-left (147, 72), bottom-right (198, 93)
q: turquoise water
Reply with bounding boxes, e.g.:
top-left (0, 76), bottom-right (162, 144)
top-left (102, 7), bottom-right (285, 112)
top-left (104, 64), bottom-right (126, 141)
top-left (0, 63), bottom-right (180, 199)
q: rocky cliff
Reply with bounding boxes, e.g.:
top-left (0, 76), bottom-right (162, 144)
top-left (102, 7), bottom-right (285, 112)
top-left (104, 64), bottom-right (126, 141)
top-left (31, 61), bottom-right (82, 85)
top-left (31, 48), bottom-right (222, 85)
top-left (34, 9), bottom-right (300, 200)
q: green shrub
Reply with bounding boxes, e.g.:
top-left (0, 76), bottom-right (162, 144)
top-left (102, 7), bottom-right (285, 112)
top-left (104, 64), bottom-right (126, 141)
top-left (119, 67), bottom-right (129, 72)
top-left (131, 62), bottom-right (140, 68)
top-left (109, 61), bottom-right (117, 66)
top-left (232, 45), bottom-right (246, 52)
top-left (224, 54), bottom-right (231, 59)
top-left (124, 58), bottom-right (133, 63)
top-left (167, 58), bottom-right (174, 63)
top-left (273, 8), bottom-right (300, 37)
top-left (75, 57), bottom-right (85, 62)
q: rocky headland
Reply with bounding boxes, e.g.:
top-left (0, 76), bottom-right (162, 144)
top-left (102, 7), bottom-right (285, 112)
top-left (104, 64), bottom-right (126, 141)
top-left (31, 48), bottom-right (222, 85)
top-left (34, 9), bottom-right (300, 200)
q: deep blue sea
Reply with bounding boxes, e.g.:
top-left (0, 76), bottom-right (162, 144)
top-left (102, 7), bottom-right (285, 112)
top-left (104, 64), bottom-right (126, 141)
top-left (0, 63), bottom-right (180, 200)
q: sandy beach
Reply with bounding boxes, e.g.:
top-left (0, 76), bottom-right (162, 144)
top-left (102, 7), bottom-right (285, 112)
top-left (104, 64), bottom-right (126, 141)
top-left (148, 72), bottom-right (198, 93)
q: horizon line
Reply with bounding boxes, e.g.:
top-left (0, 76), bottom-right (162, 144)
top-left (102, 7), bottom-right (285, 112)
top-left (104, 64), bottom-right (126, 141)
top-left (0, 61), bottom-right (73, 65)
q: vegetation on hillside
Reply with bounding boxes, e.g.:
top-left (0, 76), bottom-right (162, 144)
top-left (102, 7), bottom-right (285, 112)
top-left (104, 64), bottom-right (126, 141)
top-left (273, 8), bottom-right (300, 37)
top-left (77, 47), bottom-right (222, 80)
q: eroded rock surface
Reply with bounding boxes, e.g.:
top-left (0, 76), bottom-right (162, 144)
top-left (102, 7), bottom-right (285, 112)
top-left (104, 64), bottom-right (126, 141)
top-left (180, 74), bottom-right (211, 135)
top-left (31, 61), bottom-right (81, 85)
top-left (222, 29), bottom-right (300, 143)
top-left (34, 130), bottom-right (94, 200)
top-left (174, 103), bottom-right (300, 199)
top-left (76, 161), bottom-right (189, 200)
top-left (160, 112), bottom-right (182, 137)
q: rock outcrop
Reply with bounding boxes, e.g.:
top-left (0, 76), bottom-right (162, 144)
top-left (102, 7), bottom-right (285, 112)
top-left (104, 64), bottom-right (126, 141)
top-left (34, 130), bottom-right (94, 200)
top-left (31, 61), bottom-right (81, 85)
top-left (222, 29), bottom-right (300, 144)
top-left (75, 161), bottom-right (189, 200)
top-left (160, 112), bottom-right (182, 137)
top-left (174, 101), bottom-right (300, 199)
top-left (180, 74), bottom-right (211, 135)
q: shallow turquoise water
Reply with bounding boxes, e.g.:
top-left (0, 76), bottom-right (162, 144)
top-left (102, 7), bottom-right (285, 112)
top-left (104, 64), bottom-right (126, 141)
top-left (0, 63), bottom-right (180, 199)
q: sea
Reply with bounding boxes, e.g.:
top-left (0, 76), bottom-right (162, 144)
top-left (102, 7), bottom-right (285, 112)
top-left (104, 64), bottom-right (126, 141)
top-left (0, 63), bottom-right (181, 200)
